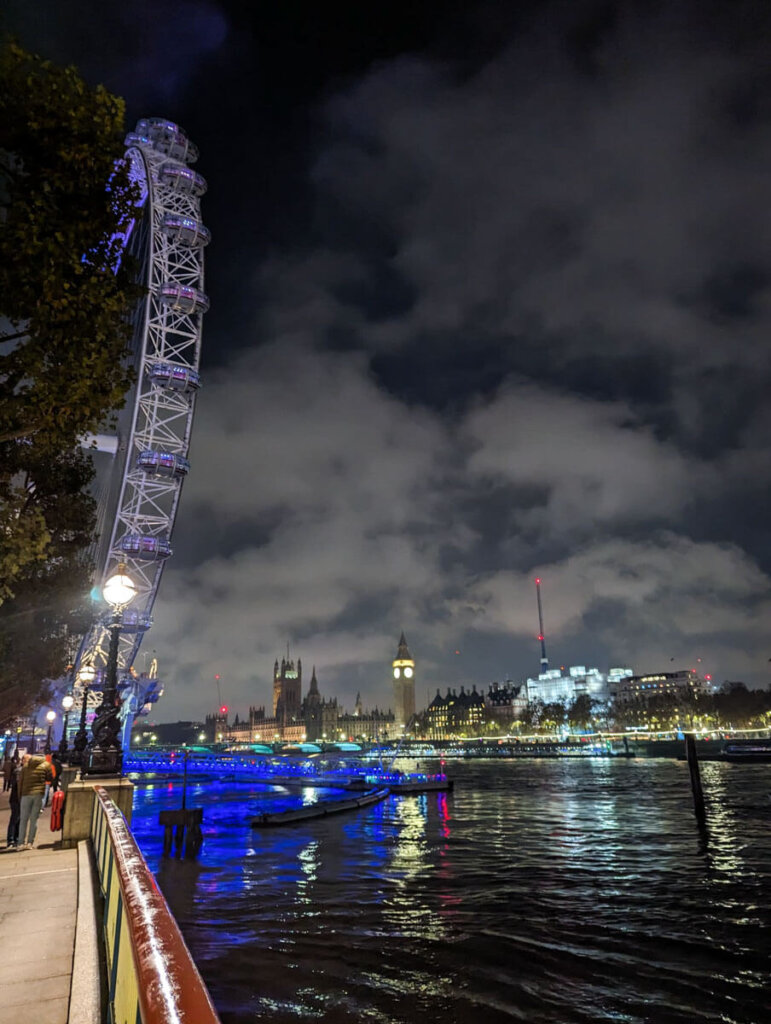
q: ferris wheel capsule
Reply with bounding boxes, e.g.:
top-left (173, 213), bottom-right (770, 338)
top-left (119, 535), bottom-right (173, 561)
top-left (137, 450), bottom-right (191, 478)
top-left (136, 118), bottom-right (199, 163)
top-left (124, 131), bottom-right (153, 150)
top-left (161, 214), bottom-right (211, 247)
top-left (148, 362), bottom-right (201, 392)
top-left (160, 163), bottom-right (207, 195)
top-left (159, 281), bottom-right (210, 314)
top-left (116, 609), bottom-right (153, 634)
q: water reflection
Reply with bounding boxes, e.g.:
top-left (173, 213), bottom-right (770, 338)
top-left (296, 838), bottom-right (319, 908)
top-left (130, 760), bottom-right (771, 1024)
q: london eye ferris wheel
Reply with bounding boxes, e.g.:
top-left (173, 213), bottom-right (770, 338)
top-left (72, 117), bottom-right (209, 738)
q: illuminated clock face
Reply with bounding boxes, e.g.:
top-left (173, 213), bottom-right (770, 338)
top-left (404, 667), bottom-right (413, 678)
top-left (393, 667), bottom-right (401, 678)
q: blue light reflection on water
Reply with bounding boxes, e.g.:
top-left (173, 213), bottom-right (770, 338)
top-left (130, 760), bottom-right (771, 1024)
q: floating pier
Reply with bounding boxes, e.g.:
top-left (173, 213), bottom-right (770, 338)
top-left (251, 787), bottom-right (389, 827)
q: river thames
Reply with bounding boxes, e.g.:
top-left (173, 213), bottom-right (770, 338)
top-left (130, 759), bottom-right (770, 1023)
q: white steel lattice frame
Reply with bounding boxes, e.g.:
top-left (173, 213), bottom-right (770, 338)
top-left (75, 137), bottom-right (206, 704)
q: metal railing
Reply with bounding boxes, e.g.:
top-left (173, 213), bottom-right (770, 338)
top-left (90, 785), bottom-right (221, 1024)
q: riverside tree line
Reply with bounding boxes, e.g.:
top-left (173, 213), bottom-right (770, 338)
top-left (414, 682), bottom-right (771, 738)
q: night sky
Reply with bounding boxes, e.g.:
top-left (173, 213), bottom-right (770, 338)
top-left (7, 1), bottom-right (771, 720)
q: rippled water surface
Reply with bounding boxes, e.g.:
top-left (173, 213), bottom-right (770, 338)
top-left (130, 760), bottom-right (771, 1023)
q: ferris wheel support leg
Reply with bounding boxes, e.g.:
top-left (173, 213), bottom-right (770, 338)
top-left (119, 707), bottom-right (137, 761)
top-left (83, 616), bottom-right (124, 776)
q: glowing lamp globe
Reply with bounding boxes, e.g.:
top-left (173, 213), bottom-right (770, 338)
top-left (78, 664), bottom-right (96, 684)
top-left (46, 710), bottom-right (56, 723)
top-left (103, 564), bottom-right (137, 608)
top-left (62, 695), bottom-right (75, 712)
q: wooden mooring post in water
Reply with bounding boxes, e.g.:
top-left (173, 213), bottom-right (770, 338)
top-left (159, 748), bottom-right (204, 856)
top-left (684, 732), bottom-right (707, 826)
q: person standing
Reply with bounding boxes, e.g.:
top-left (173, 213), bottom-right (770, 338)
top-left (17, 754), bottom-right (53, 849)
top-left (2, 757), bottom-right (12, 792)
top-left (51, 751), bottom-right (63, 791)
top-left (5, 760), bottom-right (22, 849)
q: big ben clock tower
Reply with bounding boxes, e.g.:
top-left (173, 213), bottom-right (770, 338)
top-left (392, 632), bottom-right (415, 728)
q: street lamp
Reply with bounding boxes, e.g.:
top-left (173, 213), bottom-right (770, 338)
top-left (85, 563), bottom-right (136, 776)
top-left (44, 710), bottom-right (56, 754)
top-left (58, 694), bottom-right (75, 760)
top-left (71, 664), bottom-right (96, 766)
top-left (3, 729), bottom-right (10, 758)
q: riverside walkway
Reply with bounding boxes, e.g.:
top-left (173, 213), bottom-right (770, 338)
top-left (0, 790), bottom-right (87, 1024)
top-left (0, 779), bottom-right (221, 1024)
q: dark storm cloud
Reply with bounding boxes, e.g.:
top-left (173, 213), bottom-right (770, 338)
top-left (298, 13), bottom-right (771, 424)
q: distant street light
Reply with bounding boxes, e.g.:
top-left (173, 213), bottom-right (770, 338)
top-left (58, 694), bottom-right (75, 760)
top-left (72, 664), bottom-right (96, 766)
top-left (44, 710), bottom-right (56, 754)
top-left (85, 564), bottom-right (137, 776)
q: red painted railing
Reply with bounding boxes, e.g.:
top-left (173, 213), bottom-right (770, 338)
top-left (92, 786), bottom-right (221, 1023)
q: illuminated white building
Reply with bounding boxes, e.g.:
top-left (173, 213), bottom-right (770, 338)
top-left (526, 666), bottom-right (633, 705)
top-left (611, 669), bottom-right (707, 704)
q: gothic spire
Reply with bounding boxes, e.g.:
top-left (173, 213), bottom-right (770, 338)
top-left (309, 665), bottom-right (319, 694)
top-left (397, 631), bottom-right (412, 660)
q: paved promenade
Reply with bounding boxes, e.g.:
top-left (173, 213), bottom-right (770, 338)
top-left (0, 789), bottom-right (78, 1024)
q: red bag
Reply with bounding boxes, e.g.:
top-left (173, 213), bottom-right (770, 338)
top-left (50, 790), bottom-right (65, 831)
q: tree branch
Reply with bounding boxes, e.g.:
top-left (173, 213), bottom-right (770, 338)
top-left (0, 423), bottom-right (40, 445)
top-left (0, 331), bottom-right (29, 344)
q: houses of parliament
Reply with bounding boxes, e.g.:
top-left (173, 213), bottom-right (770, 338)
top-left (210, 634), bottom-right (416, 745)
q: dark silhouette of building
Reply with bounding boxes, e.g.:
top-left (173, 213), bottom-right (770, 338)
top-left (274, 656), bottom-right (302, 726)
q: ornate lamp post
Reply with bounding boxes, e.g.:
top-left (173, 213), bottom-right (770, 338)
top-left (71, 664), bottom-right (96, 766)
top-left (58, 694), bottom-right (75, 761)
top-left (44, 710), bottom-right (56, 754)
top-left (84, 564), bottom-right (136, 776)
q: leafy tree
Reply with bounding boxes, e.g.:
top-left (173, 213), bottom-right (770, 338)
top-left (609, 698), bottom-right (639, 730)
top-left (713, 682), bottom-right (771, 729)
top-left (0, 42), bottom-right (142, 718)
top-left (568, 694), bottom-right (596, 731)
top-left (0, 448), bottom-right (96, 725)
top-left (541, 701), bottom-right (567, 731)
top-left (0, 40), bottom-right (141, 597)
top-left (519, 700), bottom-right (544, 732)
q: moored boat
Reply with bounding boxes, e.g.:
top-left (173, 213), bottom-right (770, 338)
top-left (721, 743), bottom-right (771, 763)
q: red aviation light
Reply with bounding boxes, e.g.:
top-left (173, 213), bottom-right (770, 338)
top-left (535, 577), bottom-right (541, 584)
top-left (538, 635), bottom-right (544, 642)
top-left (219, 705), bottom-right (228, 715)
